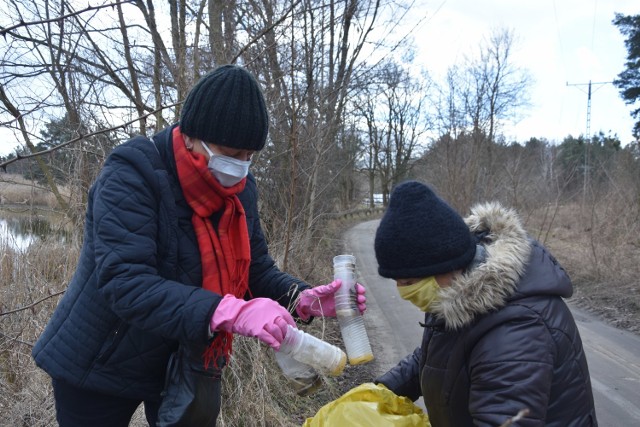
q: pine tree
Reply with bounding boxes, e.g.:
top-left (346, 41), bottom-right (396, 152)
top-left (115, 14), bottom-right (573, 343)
top-left (613, 13), bottom-right (640, 138)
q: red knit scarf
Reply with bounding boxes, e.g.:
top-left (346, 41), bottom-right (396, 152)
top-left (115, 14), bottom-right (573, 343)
top-left (172, 127), bottom-right (251, 368)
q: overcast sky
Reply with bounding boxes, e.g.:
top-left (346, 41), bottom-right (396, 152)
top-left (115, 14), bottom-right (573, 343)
top-left (0, 0), bottom-right (638, 157)
top-left (412, 0), bottom-right (638, 145)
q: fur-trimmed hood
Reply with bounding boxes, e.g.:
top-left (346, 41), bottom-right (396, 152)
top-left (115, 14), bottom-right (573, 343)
top-left (433, 202), bottom-right (572, 330)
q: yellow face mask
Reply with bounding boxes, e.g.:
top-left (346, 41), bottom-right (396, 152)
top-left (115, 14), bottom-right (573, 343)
top-left (396, 276), bottom-right (440, 312)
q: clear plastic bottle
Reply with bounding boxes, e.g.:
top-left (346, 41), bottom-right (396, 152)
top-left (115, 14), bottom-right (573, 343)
top-left (277, 325), bottom-right (346, 376)
top-left (333, 254), bottom-right (374, 365)
top-left (273, 350), bottom-right (322, 396)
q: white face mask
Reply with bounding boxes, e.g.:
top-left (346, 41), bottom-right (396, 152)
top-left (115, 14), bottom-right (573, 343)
top-left (200, 142), bottom-right (251, 187)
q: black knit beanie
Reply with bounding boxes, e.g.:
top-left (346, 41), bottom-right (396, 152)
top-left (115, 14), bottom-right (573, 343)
top-left (374, 181), bottom-right (476, 279)
top-left (180, 65), bottom-right (269, 151)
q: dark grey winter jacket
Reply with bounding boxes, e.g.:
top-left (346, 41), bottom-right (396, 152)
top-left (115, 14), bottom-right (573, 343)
top-left (376, 203), bottom-right (597, 427)
top-left (32, 124), bottom-right (309, 400)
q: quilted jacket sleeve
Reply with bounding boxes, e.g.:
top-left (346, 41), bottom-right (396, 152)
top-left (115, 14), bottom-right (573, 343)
top-left (374, 346), bottom-right (423, 402)
top-left (92, 142), bottom-right (220, 344)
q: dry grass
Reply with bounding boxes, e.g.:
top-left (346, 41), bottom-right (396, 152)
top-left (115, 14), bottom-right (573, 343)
top-left (525, 198), bottom-right (640, 333)
top-left (0, 229), bottom-right (80, 426)
top-left (0, 174), bottom-right (65, 209)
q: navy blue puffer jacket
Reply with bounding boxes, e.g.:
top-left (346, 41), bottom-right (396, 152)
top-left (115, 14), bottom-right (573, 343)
top-left (32, 125), bottom-right (309, 400)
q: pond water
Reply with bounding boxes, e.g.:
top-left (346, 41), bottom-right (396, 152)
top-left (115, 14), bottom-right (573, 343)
top-left (0, 213), bottom-right (69, 251)
top-left (0, 219), bottom-right (35, 251)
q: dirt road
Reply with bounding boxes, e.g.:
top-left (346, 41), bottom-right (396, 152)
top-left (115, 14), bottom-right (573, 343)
top-left (344, 219), bottom-right (640, 425)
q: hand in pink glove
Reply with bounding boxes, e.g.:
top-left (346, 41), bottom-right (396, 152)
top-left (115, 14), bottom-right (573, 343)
top-left (296, 279), bottom-right (367, 321)
top-left (210, 295), bottom-right (297, 350)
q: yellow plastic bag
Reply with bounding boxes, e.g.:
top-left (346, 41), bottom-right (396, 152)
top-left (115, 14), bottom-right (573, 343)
top-left (303, 383), bottom-right (430, 427)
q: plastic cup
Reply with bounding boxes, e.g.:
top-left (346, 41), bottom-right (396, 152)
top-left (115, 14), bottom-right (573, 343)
top-left (277, 325), bottom-right (346, 376)
top-left (334, 312), bottom-right (374, 364)
top-left (332, 254), bottom-right (374, 365)
top-left (333, 269), bottom-right (358, 313)
top-left (333, 254), bottom-right (356, 267)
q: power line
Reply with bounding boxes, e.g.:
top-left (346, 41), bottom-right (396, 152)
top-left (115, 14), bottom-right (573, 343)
top-left (591, 0), bottom-right (598, 51)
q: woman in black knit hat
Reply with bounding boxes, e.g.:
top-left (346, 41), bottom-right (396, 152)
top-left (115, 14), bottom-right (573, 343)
top-left (32, 65), bottom-right (366, 427)
top-left (373, 180), bottom-right (597, 426)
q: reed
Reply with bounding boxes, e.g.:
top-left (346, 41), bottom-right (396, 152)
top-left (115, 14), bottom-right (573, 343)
top-left (0, 231), bottom-right (79, 426)
top-left (0, 174), bottom-right (62, 209)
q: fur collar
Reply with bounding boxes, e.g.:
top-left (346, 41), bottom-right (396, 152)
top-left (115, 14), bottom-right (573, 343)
top-left (433, 202), bottom-right (532, 330)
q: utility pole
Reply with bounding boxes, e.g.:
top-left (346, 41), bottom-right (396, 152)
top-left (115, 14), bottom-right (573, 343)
top-left (566, 80), bottom-right (611, 206)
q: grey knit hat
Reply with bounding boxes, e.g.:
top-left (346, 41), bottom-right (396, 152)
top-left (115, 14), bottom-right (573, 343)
top-left (180, 65), bottom-right (269, 151)
top-left (374, 181), bottom-right (476, 279)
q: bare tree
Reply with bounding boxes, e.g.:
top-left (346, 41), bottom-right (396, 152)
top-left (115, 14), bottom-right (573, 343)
top-left (424, 27), bottom-right (531, 211)
top-left (230, 0), bottom-right (386, 269)
top-left (353, 60), bottom-right (430, 205)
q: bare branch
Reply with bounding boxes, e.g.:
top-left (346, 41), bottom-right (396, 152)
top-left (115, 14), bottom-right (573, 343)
top-left (498, 408), bottom-right (530, 427)
top-left (231, 0), bottom-right (302, 64)
top-left (0, 101), bottom-right (180, 170)
top-left (0, 331), bottom-right (34, 348)
top-left (0, 290), bottom-right (65, 317)
top-left (0, 0), bottom-right (133, 37)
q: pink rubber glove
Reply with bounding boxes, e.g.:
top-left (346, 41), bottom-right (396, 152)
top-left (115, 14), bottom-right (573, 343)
top-left (210, 295), bottom-right (297, 350)
top-left (296, 279), bottom-right (367, 321)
